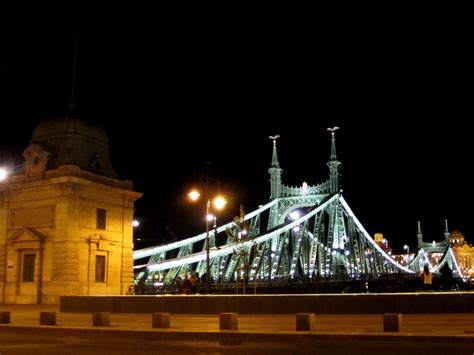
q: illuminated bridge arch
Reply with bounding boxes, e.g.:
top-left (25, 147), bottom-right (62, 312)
top-left (134, 130), bottom-right (415, 286)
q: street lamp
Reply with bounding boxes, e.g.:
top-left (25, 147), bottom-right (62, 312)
top-left (403, 244), bottom-right (410, 254)
top-left (188, 189), bottom-right (227, 293)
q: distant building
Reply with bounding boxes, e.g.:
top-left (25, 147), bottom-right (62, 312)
top-left (374, 233), bottom-right (415, 266)
top-left (0, 116), bottom-right (142, 304)
top-left (449, 230), bottom-right (474, 280)
top-left (374, 233), bottom-right (393, 254)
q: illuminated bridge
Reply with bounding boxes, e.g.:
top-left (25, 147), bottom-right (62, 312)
top-left (133, 129), bottom-right (462, 286)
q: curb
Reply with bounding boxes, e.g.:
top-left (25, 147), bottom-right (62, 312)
top-left (1, 324), bottom-right (474, 344)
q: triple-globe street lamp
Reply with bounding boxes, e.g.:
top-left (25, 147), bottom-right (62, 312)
top-left (188, 189), bottom-right (227, 293)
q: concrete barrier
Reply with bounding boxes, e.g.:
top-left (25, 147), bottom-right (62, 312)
top-left (296, 313), bottom-right (315, 331)
top-left (384, 313), bottom-right (402, 332)
top-left (152, 312), bottom-right (170, 328)
top-left (219, 313), bottom-right (238, 330)
top-left (60, 293), bottom-right (474, 315)
top-left (93, 312), bottom-right (110, 327)
top-left (39, 312), bottom-right (56, 325)
top-left (0, 311), bottom-right (10, 324)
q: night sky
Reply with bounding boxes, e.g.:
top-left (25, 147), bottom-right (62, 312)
top-left (0, 30), bottom-right (472, 253)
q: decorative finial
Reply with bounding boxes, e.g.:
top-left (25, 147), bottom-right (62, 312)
top-left (269, 135), bottom-right (280, 144)
top-left (327, 126), bottom-right (339, 137)
top-left (269, 135), bottom-right (281, 168)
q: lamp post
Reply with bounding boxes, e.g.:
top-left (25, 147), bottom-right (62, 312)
top-left (189, 190), bottom-right (227, 293)
top-left (205, 200), bottom-right (211, 294)
top-left (403, 244), bottom-right (409, 254)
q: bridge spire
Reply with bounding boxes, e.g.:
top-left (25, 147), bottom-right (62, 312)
top-left (417, 220), bottom-right (423, 247)
top-left (444, 219), bottom-right (450, 241)
top-left (327, 127), bottom-right (341, 193)
top-left (268, 135), bottom-right (283, 199)
top-left (270, 135), bottom-right (281, 167)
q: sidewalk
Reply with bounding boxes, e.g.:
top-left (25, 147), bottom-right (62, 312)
top-left (2, 304), bottom-right (474, 339)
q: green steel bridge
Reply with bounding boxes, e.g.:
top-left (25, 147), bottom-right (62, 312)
top-left (133, 129), bottom-right (463, 286)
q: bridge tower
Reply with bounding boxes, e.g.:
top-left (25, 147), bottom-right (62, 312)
top-left (268, 135), bottom-right (282, 200)
top-left (444, 219), bottom-right (450, 242)
top-left (327, 127), bottom-right (341, 193)
top-left (417, 220), bottom-right (423, 248)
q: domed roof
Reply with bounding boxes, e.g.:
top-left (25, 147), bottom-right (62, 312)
top-left (32, 116), bottom-right (109, 144)
top-left (30, 116), bottom-right (117, 178)
top-left (449, 230), bottom-right (465, 240)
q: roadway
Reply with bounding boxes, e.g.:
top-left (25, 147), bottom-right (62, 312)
top-left (0, 305), bottom-right (473, 354)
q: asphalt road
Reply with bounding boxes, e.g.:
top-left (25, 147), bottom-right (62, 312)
top-left (1, 306), bottom-right (473, 354)
top-left (1, 328), bottom-right (473, 354)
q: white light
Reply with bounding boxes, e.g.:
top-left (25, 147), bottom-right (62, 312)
top-left (289, 211), bottom-right (300, 220)
top-left (345, 250), bottom-right (350, 256)
top-left (293, 226), bottom-right (300, 232)
top-left (132, 220), bottom-right (140, 227)
top-left (206, 214), bottom-right (214, 222)
top-left (0, 168), bottom-right (7, 181)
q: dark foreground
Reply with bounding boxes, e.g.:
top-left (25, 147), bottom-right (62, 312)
top-left (0, 327), bottom-right (472, 355)
top-left (1, 304), bottom-right (473, 354)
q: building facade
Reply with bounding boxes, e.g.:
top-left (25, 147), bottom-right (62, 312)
top-left (449, 230), bottom-right (474, 280)
top-left (0, 117), bottom-right (142, 304)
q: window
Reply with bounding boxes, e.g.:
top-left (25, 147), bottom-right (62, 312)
top-left (95, 255), bottom-right (106, 282)
top-left (96, 208), bottom-right (106, 230)
top-left (22, 254), bottom-right (36, 282)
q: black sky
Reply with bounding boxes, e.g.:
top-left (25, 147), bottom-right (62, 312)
top-left (0, 28), bottom-right (472, 253)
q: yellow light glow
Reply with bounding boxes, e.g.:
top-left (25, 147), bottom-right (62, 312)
top-left (188, 190), bottom-right (200, 201)
top-left (213, 196), bottom-right (227, 210)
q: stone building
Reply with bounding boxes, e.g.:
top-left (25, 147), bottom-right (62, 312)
top-left (0, 116), bottom-right (142, 304)
top-left (449, 230), bottom-right (474, 280)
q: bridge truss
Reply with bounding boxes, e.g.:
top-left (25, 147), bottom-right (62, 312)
top-left (134, 130), bottom-right (416, 286)
top-left (134, 193), bottom-right (414, 285)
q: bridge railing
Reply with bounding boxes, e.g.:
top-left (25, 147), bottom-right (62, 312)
top-left (132, 274), bottom-right (470, 295)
